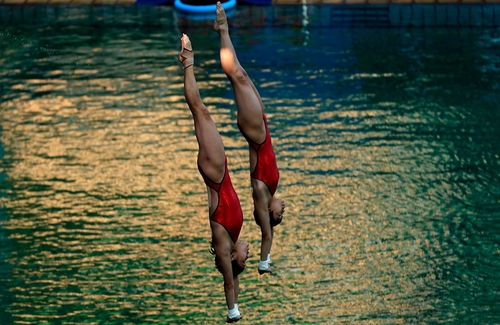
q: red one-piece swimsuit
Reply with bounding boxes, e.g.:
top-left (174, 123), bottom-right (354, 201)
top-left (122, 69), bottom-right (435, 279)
top-left (239, 114), bottom-right (280, 196)
top-left (198, 156), bottom-right (243, 243)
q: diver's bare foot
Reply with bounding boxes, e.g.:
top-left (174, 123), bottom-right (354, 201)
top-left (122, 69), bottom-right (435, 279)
top-left (178, 33), bottom-right (193, 69)
top-left (226, 315), bottom-right (242, 323)
top-left (213, 1), bottom-right (229, 33)
top-left (258, 267), bottom-right (273, 275)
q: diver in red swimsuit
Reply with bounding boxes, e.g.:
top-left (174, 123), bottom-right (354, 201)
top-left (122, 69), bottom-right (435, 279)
top-left (214, 2), bottom-right (285, 275)
top-left (179, 33), bottom-right (249, 323)
top-left (198, 157), bottom-right (243, 244)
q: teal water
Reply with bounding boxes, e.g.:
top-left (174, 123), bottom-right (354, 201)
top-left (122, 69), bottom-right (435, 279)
top-left (1, 5), bottom-right (500, 325)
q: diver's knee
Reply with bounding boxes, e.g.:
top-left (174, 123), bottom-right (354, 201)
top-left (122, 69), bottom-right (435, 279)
top-left (233, 70), bottom-right (247, 84)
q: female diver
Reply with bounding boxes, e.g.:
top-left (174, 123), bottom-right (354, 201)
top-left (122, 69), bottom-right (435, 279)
top-left (179, 33), bottom-right (249, 323)
top-left (214, 1), bottom-right (285, 275)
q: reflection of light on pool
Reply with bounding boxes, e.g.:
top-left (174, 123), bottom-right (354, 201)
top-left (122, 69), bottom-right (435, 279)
top-left (301, 0), bottom-right (310, 46)
top-left (345, 73), bottom-right (407, 80)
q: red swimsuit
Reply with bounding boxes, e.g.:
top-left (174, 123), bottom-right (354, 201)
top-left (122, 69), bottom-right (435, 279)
top-left (198, 157), bottom-right (243, 243)
top-left (239, 114), bottom-right (280, 196)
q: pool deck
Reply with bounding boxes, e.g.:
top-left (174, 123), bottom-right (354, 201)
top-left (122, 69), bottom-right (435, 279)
top-left (1, 0), bottom-right (499, 5)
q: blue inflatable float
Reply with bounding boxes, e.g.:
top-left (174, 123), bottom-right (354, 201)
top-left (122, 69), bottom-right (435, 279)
top-left (174, 0), bottom-right (236, 17)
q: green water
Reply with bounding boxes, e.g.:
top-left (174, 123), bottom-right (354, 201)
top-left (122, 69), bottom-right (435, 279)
top-left (1, 5), bottom-right (500, 325)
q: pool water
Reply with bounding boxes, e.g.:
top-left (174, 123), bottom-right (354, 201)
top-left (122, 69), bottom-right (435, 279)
top-left (1, 5), bottom-right (500, 325)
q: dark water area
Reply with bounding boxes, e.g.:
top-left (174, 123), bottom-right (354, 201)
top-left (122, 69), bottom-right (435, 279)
top-left (1, 5), bottom-right (500, 324)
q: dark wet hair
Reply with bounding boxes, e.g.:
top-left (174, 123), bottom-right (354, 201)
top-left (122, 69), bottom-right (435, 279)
top-left (270, 210), bottom-right (283, 227)
top-left (210, 243), bottom-right (245, 276)
top-left (253, 210), bottom-right (283, 227)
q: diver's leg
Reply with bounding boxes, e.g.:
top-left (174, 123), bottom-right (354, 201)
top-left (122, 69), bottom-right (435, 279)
top-left (214, 2), bottom-right (265, 144)
top-left (179, 34), bottom-right (225, 181)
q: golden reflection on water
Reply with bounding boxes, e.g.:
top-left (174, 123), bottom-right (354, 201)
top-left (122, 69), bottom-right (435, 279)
top-left (0, 75), bottom-right (434, 323)
top-left (3, 81), bottom-right (466, 324)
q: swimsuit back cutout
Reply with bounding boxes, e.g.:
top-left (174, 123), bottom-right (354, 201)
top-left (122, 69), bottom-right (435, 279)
top-left (198, 157), bottom-right (243, 243)
top-left (238, 114), bottom-right (280, 196)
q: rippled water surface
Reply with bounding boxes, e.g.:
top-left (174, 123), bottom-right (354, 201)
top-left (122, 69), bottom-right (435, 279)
top-left (1, 5), bottom-right (500, 325)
